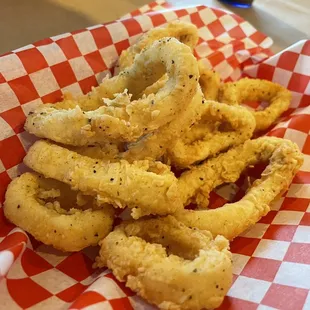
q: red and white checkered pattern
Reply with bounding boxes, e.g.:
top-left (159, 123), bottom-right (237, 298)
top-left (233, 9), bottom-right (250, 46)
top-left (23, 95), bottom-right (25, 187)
top-left (0, 1), bottom-right (309, 309)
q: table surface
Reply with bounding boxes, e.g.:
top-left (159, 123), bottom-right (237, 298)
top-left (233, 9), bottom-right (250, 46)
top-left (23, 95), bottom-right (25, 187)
top-left (0, 0), bottom-right (309, 55)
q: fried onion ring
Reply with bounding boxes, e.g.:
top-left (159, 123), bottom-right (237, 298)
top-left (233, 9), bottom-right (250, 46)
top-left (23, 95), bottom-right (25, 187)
top-left (219, 78), bottom-right (292, 132)
top-left (175, 137), bottom-right (303, 240)
top-left (166, 64), bottom-right (221, 166)
top-left (121, 64), bottom-right (221, 164)
top-left (24, 140), bottom-right (182, 219)
top-left (118, 21), bottom-right (199, 70)
top-left (25, 38), bottom-right (199, 145)
top-left (4, 173), bottom-right (114, 251)
top-left (95, 216), bottom-right (232, 310)
top-left (166, 101), bottom-right (256, 168)
top-left (139, 59), bottom-right (220, 100)
top-left (198, 61), bottom-right (221, 101)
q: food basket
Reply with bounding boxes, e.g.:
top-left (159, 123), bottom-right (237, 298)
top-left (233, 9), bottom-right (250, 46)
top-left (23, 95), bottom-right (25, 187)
top-left (0, 0), bottom-right (309, 309)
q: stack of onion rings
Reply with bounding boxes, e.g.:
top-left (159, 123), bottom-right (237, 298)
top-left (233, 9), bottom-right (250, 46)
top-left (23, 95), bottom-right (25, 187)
top-left (219, 78), bottom-right (292, 132)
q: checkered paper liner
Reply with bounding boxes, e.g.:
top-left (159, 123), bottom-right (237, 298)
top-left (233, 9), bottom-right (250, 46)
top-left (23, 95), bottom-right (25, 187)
top-left (0, 0), bottom-right (309, 309)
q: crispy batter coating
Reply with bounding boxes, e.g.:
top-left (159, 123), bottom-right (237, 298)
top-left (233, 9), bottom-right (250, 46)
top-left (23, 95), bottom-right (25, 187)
top-left (121, 86), bottom-right (204, 162)
top-left (34, 86), bottom-right (111, 113)
top-left (95, 216), bottom-right (232, 310)
top-left (176, 64), bottom-right (221, 145)
top-left (2, 20), bottom-right (301, 308)
top-left (24, 140), bottom-right (182, 219)
top-left (175, 137), bottom-right (303, 240)
top-left (69, 142), bottom-right (123, 161)
top-left (175, 64), bottom-right (221, 147)
top-left (139, 59), bottom-right (219, 101)
top-left (164, 66), bottom-right (251, 168)
top-left (166, 101), bottom-right (256, 168)
top-left (219, 78), bottom-right (292, 132)
top-left (118, 21), bottom-right (199, 70)
top-left (198, 62), bottom-right (221, 101)
top-left (98, 38), bottom-right (199, 131)
top-left (25, 38), bottom-right (198, 145)
top-left (4, 173), bottom-right (114, 251)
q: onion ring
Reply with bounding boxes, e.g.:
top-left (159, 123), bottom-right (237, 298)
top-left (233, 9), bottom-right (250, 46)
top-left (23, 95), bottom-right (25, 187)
top-left (25, 38), bottom-right (199, 145)
top-left (118, 21), bottom-right (199, 70)
top-left (174, 137), bottom-right (303, 240)
top-left (169, 63), bottom-right (221, 157)
top-left (24, 140), bottom-right (182, 219)
top-left (4, 173), bottom-right (115, 251)
top-left (219, 78), bottom-right (292, 132)
top-left (95, 216), bottom-right (232, 310)
top-left (166, 101), bottom-right (256, 168)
